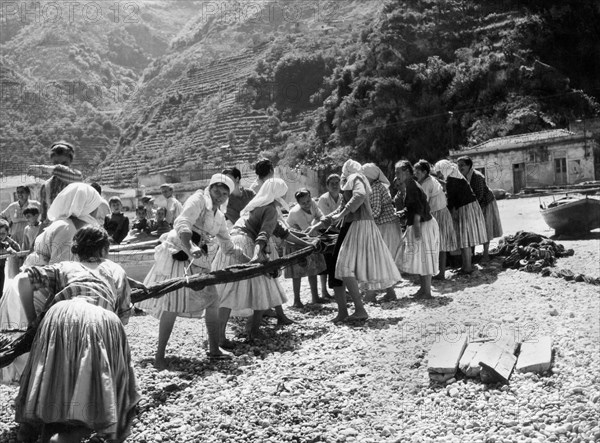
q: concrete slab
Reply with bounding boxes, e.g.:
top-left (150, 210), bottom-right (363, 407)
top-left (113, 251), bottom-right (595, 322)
top-left (516, 336), bottom-right (553, 373)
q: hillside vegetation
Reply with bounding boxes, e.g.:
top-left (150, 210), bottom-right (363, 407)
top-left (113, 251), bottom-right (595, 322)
top-left (2, 0), bottom-right (598, 185)
top-left (0, 0), bottom-right (200, 176)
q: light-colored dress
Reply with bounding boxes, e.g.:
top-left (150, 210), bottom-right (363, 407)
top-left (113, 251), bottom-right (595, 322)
top-left (213, 203), bottom-right (289, 315)
top-left (14, 260), bottom-right (139, 442)
top-left (398, 178), bottom-right (440, 276)
top-left (468, 169), bottom-right (503, 241)
top-left (137, 191), bottom-right (242, 319)
top-left (334, 177), bottom-right (401, 291)
top-left (419, 176), bottom-right (457, 252)
top-left (283, 201), bottom-right (326, 278)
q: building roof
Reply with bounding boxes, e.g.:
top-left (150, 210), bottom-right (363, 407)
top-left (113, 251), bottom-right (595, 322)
top-left (450, 129), bottom-right (585, 156)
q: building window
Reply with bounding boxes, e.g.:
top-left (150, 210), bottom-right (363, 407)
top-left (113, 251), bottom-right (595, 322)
top-left (528, 146), bottom-right (550, 163)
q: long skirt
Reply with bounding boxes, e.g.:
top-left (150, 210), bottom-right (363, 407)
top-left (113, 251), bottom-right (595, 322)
top-left (213, 234), bottom-right (287, 315)
top-left (15, 299), bottom-right (140, 442)
top-left (482, 200), bottom-right (503, 241)
top-left (377, 220), bottom-right (403, 267)
top-left (454, 201), bottom-right (488, 248)
top-left (335, 219), bottom-right (401, 291)
top-left (283, 243), bottom-right (326, 279)
top-left (136, 242), bottom-right (218, 319)
top-left (399, 218), bottom-right (440, 276)
top-left (431, 207), bottom-right (458, 252)
top-left (0, 279), bottom-right (46, 384)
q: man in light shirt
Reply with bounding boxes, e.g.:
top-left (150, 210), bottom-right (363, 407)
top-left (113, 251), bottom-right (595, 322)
top-left (316, 173), bottom-right (342, 301)
top-left (158, 184), bottom-right (183, 226)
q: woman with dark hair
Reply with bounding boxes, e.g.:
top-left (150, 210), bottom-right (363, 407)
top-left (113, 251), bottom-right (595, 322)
top-left (13, 225), bottom-right (140, 443)
top-left (285, 188), bottom-right (327, 307)
top-left (249, 158), bottom-right (275, 193)
top-left (414, 160), bottom-right (457, 280)
top-left (395, 161), bottom-right (440, 298)
top-left (457, 156), bottom-right (503, 262)
top-left (137, 174), bottom-right (251, 368)
top-left (222, 167), bottom-right (256, 227)
top-left (1, 183), bottom-right (104, 384)
top-left (434, 160), bottom-right (487, 274)
top-left (215, 178), bottom-right (317, 342)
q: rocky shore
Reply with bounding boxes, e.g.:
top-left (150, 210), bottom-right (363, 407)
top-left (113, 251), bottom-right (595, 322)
top-left (1, 197), bottom-right (598, 443)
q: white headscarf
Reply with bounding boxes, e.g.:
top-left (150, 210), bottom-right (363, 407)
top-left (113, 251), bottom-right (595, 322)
top-left (204, 173), bottom-right (236, 213)
top-left (341, 159), bottom-right (372, 194)
top-left (47, 182), bottom-right (103, 226)
top-left (362, 163), bottom-right (391, 188)
top-left (433, 160), bottom-right (464, 180)
top-left (240, 178), bottom-right (289, 217)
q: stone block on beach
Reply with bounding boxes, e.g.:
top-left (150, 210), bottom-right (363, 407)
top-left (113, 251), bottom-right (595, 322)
top-left (478, 342), bottom-right (517, 384)
top-left (427, 336), bottom-right (468, 375)
top-left (496, 333), bottom-right (520, 354)
top-left (459, 342), bottom-right (487, 377)
top-left (516, 336), bottom-right (553, 373)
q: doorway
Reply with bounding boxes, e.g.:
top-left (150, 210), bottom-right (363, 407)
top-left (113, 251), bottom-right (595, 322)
top-left (554, 158), bottom-right (567, 185)
top-left (512, 163), bottom-right (525, 193)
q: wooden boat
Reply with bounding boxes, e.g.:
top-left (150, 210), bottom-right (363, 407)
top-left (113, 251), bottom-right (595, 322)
top-left (108, 239), bottom-right (158, 282)
top-left (540, 194), bottom-right (600, 234)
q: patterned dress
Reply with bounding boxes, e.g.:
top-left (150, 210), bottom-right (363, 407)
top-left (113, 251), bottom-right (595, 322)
top-left (14, 260), bottom-right (139, 442)
top-left (368, 180), bottom-right (403, 266)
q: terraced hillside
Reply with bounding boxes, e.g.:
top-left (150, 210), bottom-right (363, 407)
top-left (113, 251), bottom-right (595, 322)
top-left (96, 0), bottom-right (383, 186)
top-left (97, 46), bottom-right (274, 185)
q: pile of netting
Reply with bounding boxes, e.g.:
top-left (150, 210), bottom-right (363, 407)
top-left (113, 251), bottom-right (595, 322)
top-left (496, 231), bottom-right (600, 285)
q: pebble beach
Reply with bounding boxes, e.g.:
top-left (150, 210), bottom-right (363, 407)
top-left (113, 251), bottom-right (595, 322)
top-left (1, 195), bottom-right (599, 443)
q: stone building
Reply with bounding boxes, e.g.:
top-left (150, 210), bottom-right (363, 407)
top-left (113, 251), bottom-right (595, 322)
top-left (449, 128), bottom-right (599, 193)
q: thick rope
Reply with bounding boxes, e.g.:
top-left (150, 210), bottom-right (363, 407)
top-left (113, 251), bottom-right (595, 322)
top-left (0, 237), bottom-right (335, 368)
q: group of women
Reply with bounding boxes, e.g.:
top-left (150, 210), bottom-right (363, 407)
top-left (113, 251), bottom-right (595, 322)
top-left (0, 155), bottom-right (502, 443)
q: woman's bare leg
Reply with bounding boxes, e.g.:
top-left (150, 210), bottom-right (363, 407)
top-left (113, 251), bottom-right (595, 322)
top-left (156, 311), bottom-right (177, 369)
top-left (343, 277), bottom-right (368, 320)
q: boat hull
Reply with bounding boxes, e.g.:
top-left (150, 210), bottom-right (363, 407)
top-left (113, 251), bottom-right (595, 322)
top-left (108, 249), bottom-right (155, 282)
top-left (540, 197), bottom-right (600, 234)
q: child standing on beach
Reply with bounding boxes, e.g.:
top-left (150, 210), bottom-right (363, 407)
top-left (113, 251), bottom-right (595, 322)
top-left (285, 189), bottom-right (327, 307)
top-left (21, 207), bottom-right (41, 252)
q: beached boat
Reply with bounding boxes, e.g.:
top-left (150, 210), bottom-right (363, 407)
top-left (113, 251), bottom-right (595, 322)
top-left (540, 195), bottom-right (600, 234)
top-left (108, 240), bottom-right (158, 282)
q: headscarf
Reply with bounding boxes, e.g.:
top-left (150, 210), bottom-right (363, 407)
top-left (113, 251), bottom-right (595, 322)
top-left (240, 178), bottom-right (289, 217)
top-left (47, 182), bottom-right (103, 226)
top-left (433, 160), bottom-right (464, 180)
top-left (362, 163), bottom-right (391, 188)
top-left (204, 173), bottom-right (236, 213)
top-left (341, 159), bottom-right (372, 194)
